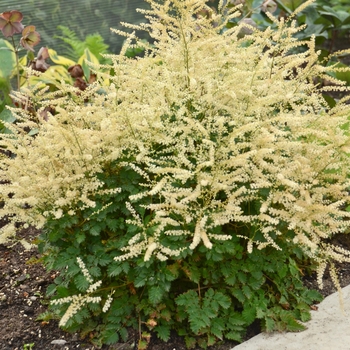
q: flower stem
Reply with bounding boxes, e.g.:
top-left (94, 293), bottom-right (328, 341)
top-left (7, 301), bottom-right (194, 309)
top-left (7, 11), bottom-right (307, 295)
top-left (11, 36), bottom-right (20, 90)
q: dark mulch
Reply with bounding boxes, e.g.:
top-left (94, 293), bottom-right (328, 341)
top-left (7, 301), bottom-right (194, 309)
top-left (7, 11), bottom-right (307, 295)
top-left (1, 223), bottom-right (350, 350)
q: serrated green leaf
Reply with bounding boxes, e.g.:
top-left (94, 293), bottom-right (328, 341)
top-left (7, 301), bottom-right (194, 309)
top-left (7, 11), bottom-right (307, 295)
top-left (242, 306), bottom-right (256, 324)
top-left (97, 254), bottom-right (112, 267)
top-left (46, 284), bottom-right (57, 296)
top-left (225, 274), bottom-right (237, 286)
top-left (210, 318), bottom-right (225, 339)
top-left (75, 274), bottom-right (90, 292)
top-left (237, 271), bottom-right (247, 284)
top-left (215, 292), bottom-right (231, 309)
top-left (107, 263), bottom-right (122, 277)
top-left (88, 302), bottom-right (100, 312)
top-left (256, 307), bottom-right (266, 319)
top-left (303, 289), bottom-right (323, 303)
top-left (250, 270), bottom-right (263, 280)
top-left (89, 266), bottom-right (101, 278)
top-left (288, 258), bottom-right (300, 277)
top-left (106, 218), bottom-right (120, 231)
top-left (48, 229), bottom-right (63, 243)
top-left (188, 265), bottom-right (201, 283)
top-left (189, 314), bottom-right (210, 333)
top-left (75, 233), bottom-right (86, 244)
top-left (148, 285), bottom-right (164, 305)
top-left (119, 327), bottom-right (129, 341)
top-left (185, 336), bottom-right (196, 349)
top-left (225, 331), bottom-right (242, 342)
top-left (104, 329), bottom-right (120, 345)
top-left (277, 262), bottom-right (288, 278)
top-left (121, 262), bottom-right (130, 274)
top-left (160, 308), bottom-right (172, 322)
top-left (203, 305), bottom-right (217, 319)
top-left (249, 276), bottom-right (265, 290)
top-left (205, 288), bottom-right (215, 298)
top-left (155, 324), bottom-right (171, 341)
top-left (164, 267), bottom-right (177, 281)
top-left (283, 315), bottom-right (306, 332)
top-left (228, 312), bottom-right (246, 326)
top-left (73, 307), bottom-right (90, 324)
top-left (265, 317), bottom-right (275, 332)
top-left (232, 288), bottom-right (245, 303)
top-left (90, 224), bottom-right (102, 236)
top-left (300, 310), bottom-right (311, 323)
top-left (36, 311), bottom-right (55, 322)
top-left (134, 272), bottom-right (148, 288)
top-left (242, 285), bottom-right (252, 299)
top-left (56, 285), bottom-right (70, 298)
top-left (176, 290), bottom-right (198, 306)
top-left (65, 263), bottom-right (82, 278)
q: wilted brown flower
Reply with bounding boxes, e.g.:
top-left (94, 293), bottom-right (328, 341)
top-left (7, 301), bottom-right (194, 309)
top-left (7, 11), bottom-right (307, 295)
top-left (68, 64), bottom-right (84, 78)
top-left (31, 47), bottom-right (50, 72)
top-left (20, 25), bottom-right (40, 51)
top-left (261, 0), bottom-right (277, 13)
top-left (0, 10), bottom-right (24, 37)
top-left (74, 77), bottom-right (88, 91)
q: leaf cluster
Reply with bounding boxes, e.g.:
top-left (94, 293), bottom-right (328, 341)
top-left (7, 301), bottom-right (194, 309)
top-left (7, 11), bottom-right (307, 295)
top-left (227, 0), bottom-right (350, 94)
top-left (40, 217), bottom-right (322, 348)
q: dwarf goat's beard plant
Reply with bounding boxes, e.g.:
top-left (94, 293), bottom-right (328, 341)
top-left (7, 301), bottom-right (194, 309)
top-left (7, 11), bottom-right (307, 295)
top-left (1, 0), bottom-right (350, 347)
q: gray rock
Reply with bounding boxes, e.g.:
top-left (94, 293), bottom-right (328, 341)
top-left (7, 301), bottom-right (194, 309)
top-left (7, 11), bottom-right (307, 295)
top-left (50, 339), bottom-right (67, 346)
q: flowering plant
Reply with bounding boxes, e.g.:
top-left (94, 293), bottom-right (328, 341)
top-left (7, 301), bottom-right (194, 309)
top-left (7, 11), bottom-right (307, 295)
top-left (0, 10), bottom-right (41, 89)
top-left (1, 0), bottom-right (350, 348)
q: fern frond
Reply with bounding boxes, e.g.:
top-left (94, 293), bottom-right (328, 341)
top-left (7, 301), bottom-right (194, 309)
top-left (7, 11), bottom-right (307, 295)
top-left (55, 25), bottom-right (110, 62)
top-left (55, 25), bottom-right (85, 60)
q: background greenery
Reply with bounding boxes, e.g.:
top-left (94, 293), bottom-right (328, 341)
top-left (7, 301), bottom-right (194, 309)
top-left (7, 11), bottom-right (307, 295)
top-left (1, 0), bottom-right (151, 55)
top-left (1, 0), bottom-right (349, 59)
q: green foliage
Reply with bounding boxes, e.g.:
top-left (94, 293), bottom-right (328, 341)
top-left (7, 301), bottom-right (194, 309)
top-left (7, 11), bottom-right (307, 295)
top-left (1, 0), bottom-right (350, 348)
top-left (23, 343), bottom-right (35, 350)
top-left (0, 39), bottom-right (16, 79)
top-left (1, 0), bottom-right (151, 55)
top-left (227, 0), bottom-right (350, 87)
top-left (316, 0), bottom-right (350, 13)
top-left (0, 11), bottom-right (112, 138)
top-left (39, 205), bottom-right (322, 347)
top-left (54, 26), bottom-right (110, 63)
top-left (35, 157), bottom-right (326, 347)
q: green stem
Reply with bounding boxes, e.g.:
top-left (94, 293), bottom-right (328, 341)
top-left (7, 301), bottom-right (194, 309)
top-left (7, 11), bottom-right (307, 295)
top-left (178, 20), bottom-right (190, 88)
top-left (11, 36), bottom-right (20, 91)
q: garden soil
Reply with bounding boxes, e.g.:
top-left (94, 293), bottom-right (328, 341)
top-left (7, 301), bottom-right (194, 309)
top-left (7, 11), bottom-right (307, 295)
top-left (1, 221), bottom-right (350, 350)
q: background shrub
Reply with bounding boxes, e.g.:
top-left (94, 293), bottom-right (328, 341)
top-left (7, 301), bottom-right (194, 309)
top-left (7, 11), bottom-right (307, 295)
top-left (1, 0), bottom-right (350, 348)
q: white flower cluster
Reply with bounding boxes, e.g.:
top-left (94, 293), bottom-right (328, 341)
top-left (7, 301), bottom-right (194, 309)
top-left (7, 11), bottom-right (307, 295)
top-left (50, 258), bottom-right (105, 326)
top-left (1, 0), bottom-right (350, 290)
top-left (102, 291), bottom-right (115, 313)
top-left (76, 257), bottom-right (93, 284)
top-left (51, 294), bottom-right (102, 327)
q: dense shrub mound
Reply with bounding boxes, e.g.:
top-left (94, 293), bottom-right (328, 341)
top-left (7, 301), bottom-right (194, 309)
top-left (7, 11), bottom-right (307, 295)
top-left (1, 0), bottom-right (350, 348)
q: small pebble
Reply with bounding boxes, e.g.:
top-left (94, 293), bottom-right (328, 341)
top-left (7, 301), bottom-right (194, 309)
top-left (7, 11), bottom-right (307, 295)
top-left (17, 274), bottom-right (27, 282)
top-left (24, 306), bottom-right (34, 315)
top-left (50, 339), bottom-right (67, 345)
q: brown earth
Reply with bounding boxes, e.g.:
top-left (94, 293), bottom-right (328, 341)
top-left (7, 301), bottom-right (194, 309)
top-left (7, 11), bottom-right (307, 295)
top-left (1, 222), bottom-right (350, 350)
